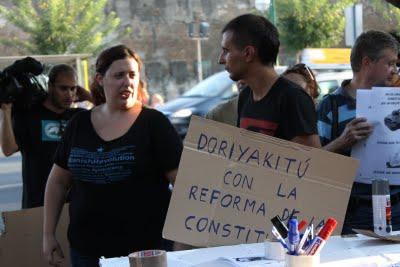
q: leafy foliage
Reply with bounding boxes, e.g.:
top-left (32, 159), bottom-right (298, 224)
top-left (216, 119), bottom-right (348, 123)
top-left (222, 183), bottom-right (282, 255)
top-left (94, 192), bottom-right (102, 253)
top-left (275, 0), bottom-right (355, 54)
top-left (370, 0), bottom-right (400, 26)
top-left (0, 0), bottom-right (128, 54)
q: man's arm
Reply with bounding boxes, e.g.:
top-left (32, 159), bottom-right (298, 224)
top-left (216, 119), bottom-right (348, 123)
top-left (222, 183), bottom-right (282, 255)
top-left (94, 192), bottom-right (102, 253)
top-left (323, 117), bottom-right (373, 153)
top-left (291, 134), bottom-right (321, 148)
top-left (0, 103), bottom-right (18, 156)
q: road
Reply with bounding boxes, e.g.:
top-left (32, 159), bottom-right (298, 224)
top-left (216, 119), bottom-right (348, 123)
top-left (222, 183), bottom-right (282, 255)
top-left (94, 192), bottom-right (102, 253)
top-left (0, 152), bottom-right (22, 231)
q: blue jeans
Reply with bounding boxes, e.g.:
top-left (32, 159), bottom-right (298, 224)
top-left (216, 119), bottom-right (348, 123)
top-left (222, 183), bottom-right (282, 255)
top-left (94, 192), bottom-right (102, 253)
top-left (342, 182), bottom-right (400, 235)
top-left (70, 247), bottom-right (99, 267)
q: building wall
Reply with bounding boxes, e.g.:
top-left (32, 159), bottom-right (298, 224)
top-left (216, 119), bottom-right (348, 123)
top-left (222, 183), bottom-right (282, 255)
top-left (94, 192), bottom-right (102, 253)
top-left (108, 0), bottom-right (253, 99)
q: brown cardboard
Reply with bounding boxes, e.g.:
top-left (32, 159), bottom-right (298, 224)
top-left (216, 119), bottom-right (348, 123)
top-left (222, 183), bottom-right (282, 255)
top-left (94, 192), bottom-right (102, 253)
top-left (163, 116), bottom-right (359, 247)
top-left (353, 229), bottom-right (400, 242)
top-left (0, 205), bottom-right (70, 267)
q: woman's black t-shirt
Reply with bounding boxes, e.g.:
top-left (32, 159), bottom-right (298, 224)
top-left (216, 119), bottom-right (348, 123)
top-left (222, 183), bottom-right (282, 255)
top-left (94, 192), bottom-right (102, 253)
top-left (55, 107), bottom-right (183, 257)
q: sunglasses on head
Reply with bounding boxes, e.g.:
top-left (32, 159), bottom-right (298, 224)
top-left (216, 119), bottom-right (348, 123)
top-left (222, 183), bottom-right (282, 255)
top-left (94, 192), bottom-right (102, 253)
top-left (290, 63), bottom-right (315, 81)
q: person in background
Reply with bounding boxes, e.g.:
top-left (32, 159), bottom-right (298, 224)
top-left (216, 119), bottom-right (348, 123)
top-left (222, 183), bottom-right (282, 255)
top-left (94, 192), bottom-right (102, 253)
top-left (137, 80), bottom-right (150, 105)
top-left (389, 31), bottom-right (400, 87)
top-left (150, 93), bottom-right (165, 108)
top-left (43, 45), bottom-right (182, 267)
top-left (282, 63), bottom-right (319, 104)
top-left (0, 64), bottom-right (86, 209)
top-left (205, 80), bottom-right (246, 126)
top-left (317, 30), bottom-right (399, 234)
top-left (218, 14), bottom-right (320, 147)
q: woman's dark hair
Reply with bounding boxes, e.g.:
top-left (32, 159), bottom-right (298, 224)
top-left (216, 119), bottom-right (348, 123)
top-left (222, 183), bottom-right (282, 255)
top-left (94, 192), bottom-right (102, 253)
top-left (282, 63), bottom-right (319, 99)
top-left (90, 45), bottom-right (143, 106)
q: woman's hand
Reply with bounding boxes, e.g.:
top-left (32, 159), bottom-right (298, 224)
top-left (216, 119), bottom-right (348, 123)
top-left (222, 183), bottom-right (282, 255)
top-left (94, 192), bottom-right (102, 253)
top-left (43, 234), bottom-right (64, 266)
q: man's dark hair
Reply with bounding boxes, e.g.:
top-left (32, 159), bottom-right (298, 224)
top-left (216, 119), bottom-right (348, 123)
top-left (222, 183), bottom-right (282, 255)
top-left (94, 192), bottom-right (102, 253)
top-left (48, 64), bottom-right (76, 84)
top-left (222, 14), bottom-right (279, 66)
top-left (351, 30), bottom-right (399, 72)
top-left (389, 30), bottom-right (400, 62)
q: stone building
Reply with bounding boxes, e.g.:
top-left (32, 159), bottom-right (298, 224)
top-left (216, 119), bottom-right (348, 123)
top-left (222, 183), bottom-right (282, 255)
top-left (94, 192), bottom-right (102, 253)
top-left (107, 0), bottom-right (253, 99)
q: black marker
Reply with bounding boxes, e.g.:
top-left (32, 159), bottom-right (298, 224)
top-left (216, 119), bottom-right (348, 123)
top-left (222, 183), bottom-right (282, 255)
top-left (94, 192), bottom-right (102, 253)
top-left (271, 215), bottom-right (288, 239)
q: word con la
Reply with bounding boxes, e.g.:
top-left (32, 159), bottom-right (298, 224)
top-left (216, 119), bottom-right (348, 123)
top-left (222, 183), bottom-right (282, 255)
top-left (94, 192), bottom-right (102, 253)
top-left (197, 133), bottom-right (311, 178)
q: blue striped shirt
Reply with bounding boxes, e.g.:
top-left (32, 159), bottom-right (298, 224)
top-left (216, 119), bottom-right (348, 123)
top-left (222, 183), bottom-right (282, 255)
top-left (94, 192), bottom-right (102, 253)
top-left (317, 80), bottom-right (355, 156)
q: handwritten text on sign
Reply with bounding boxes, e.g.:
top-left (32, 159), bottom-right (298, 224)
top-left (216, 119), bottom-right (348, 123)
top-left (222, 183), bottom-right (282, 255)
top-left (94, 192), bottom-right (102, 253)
top-left (163, 117), bottom-right (358, 247)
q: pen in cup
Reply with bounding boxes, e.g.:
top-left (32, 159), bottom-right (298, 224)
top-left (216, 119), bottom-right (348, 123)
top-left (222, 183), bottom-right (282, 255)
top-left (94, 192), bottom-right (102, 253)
top-left (288, 218), bottom-right (300, 255)
top-left (271, 226), bottom-right (289, 251)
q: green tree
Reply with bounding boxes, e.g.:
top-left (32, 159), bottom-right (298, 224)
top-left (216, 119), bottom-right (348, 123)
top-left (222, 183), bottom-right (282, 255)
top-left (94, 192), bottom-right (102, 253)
top-left (0, 0), bottom-right (128, 54)
top-left (274, 0), bottom-right (355, 60)
top-left (370, 0), bottom-right (400, 26)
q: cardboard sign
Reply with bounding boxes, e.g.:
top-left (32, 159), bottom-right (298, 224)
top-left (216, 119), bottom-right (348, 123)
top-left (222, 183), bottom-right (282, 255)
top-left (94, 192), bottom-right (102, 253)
top-left (0, 205), bottom-right (70, 267)
top-left (163, 116), bottom-right (359, 247)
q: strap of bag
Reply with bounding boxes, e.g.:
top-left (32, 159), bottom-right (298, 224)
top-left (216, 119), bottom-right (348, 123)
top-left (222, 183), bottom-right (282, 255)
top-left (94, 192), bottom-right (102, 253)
top-left (329, 94), bottom-right (339, 140)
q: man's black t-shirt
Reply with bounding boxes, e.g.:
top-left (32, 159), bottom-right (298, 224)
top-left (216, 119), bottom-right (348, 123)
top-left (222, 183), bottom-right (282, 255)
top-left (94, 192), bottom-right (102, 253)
top-left (54, 107), bottom-right (183, 257)
top-left (238, 77), bottom-right (317, 140)
top-left (12, 103), bottom-right (82, 208)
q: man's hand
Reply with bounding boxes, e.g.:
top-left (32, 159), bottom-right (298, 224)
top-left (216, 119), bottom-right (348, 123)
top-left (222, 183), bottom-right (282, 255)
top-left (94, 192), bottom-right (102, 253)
top-left (43, 234), bottom-right (64, 266)
top-left (337, 117), bottom-right (373, 149)
top-left (0, 102), bottom-right (18, 156)
top-left (0, 103), bottom-right (12, 116)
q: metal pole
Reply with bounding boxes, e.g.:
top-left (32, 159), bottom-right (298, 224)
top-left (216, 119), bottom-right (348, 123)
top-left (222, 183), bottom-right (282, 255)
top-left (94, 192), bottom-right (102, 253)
top-left (270, 0), bottom-right (276, 25)
top-left (75, 57), bottom-right (83, 87)
top-left (196, 38), bottom-right (203, 81)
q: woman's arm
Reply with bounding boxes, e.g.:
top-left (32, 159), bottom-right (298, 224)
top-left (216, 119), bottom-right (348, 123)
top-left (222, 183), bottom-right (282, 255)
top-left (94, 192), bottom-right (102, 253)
top-left (43, 164), bottom-right (72, 266)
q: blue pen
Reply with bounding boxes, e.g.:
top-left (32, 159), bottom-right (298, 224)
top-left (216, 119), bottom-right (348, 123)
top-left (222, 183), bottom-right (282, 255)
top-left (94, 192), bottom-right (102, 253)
top-left (288, 218), bottom-right (300, 255)
top-left (271, 227), bottom-right (289, 251)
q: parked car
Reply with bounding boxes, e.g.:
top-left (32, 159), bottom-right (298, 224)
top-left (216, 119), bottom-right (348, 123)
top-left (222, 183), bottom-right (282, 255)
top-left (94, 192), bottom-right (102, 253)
top-left (316, 71), bottom-right (353, 101)
top-left (158, 71), bottom-right (237, 137)
top-left (160, 69), bottom-right (352, 138)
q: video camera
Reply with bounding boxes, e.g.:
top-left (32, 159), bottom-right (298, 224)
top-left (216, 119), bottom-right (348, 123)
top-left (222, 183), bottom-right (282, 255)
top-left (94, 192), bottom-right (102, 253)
top-left (0, 57), bottom-right (47, 109)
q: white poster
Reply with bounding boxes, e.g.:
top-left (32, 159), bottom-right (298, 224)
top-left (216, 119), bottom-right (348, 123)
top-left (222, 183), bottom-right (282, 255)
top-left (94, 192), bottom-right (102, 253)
top-left (352, 87), bottom-right (400, 184)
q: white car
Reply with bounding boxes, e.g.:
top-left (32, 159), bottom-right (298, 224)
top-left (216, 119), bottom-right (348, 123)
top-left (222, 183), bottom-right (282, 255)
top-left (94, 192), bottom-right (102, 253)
top-left (316, 71), bottom-right (353, 100)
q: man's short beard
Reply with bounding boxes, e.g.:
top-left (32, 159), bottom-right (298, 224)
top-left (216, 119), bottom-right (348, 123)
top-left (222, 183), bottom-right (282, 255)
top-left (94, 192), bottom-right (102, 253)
top-left (49, 91), bottom-right (67, 110)
top-left (229, 73), bottom-right (241, 82)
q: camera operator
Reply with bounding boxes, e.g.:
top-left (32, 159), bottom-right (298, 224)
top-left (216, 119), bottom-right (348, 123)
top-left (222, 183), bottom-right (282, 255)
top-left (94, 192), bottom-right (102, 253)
top-left (0, 64), bottom-right (90, 209)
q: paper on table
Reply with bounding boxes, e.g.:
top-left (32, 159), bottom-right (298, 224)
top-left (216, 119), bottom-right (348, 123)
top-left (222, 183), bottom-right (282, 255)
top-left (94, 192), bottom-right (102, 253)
top-left (191, 256), bottom-right (270, 267)
top-left (353, 229), bottom-right (400, 242)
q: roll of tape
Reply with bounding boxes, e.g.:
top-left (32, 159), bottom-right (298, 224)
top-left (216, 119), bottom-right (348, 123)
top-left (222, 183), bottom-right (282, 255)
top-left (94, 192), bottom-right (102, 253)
top-left (265, 239), bottom-right (286, 261)
top-left (128, 250), bottom-right (167, 267)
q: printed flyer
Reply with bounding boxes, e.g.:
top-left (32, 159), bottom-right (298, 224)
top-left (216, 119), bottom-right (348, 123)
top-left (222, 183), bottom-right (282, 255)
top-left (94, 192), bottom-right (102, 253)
top-left (352, 87), bottom-right (400, 184)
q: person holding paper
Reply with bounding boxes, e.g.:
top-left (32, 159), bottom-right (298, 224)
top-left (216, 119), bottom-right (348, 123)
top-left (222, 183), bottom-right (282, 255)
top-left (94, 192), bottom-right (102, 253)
top-left (218, 14), bottom-right (320, 148)
top-left (43, 45), bottom-right (183, 266)
top-left (317, 30), bottom-right (400, 234)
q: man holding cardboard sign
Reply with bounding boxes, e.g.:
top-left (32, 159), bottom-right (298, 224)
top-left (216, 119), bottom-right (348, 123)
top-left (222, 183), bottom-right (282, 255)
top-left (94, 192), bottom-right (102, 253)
top-left (218, 14), bottom-right (320, 148)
